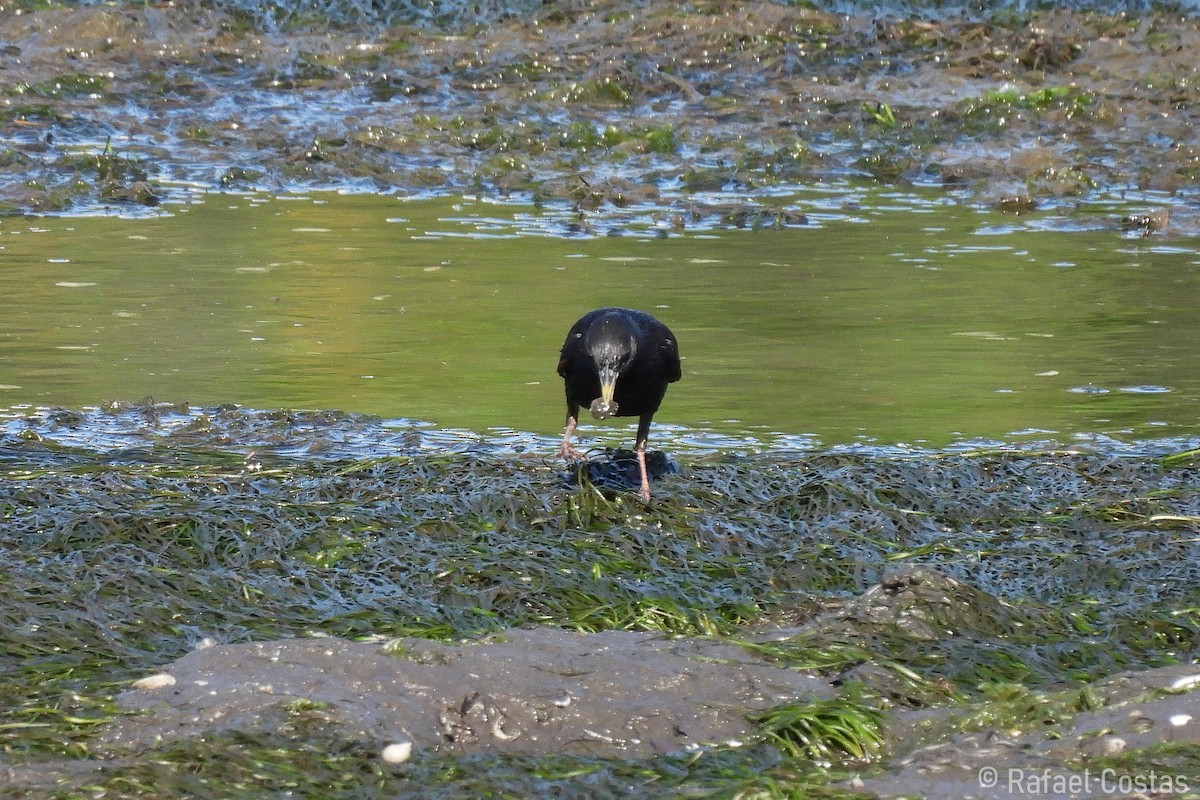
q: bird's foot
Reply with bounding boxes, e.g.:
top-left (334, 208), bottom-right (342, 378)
top-left (558, 441), bottom-right (586, 462)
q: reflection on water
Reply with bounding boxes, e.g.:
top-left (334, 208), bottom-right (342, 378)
top-left (0, 185), bottom-right (1198, 449)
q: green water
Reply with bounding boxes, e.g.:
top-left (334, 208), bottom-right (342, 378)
top-left (1, 187), bottom-right (1197, 447)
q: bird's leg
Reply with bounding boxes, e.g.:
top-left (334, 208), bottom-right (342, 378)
top-left (634, 413), bottom-right (653, 502)
top-left (635, 438), bottom-right (651, 502)
top-left (558, 412), bottom-right (585, 461)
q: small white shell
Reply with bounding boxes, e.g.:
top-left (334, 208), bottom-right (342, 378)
top-left (1171, 674), bottom-right (1200, 691)
top-left (131, 673), bottom-right (176, 690)
top-left (381, 741), bottom-right (413, 764)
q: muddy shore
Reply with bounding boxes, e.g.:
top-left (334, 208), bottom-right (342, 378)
top-left (0, 1), bottom-right (1197, 232)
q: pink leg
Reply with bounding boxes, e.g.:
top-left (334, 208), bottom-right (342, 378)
top-left (558, 415), bottom-right (585, 461)
top-left (635, 439), bottom-right (651, 502)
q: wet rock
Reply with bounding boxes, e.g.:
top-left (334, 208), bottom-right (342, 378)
top-left (99, 179), bottom-right (160, 205)
top-left (563, 447), bottom-right (679, 493)
top-left (1120, 208), bottom-right (1170, 235)
top-left (843, 566), bottom-right (1000, 640)
top-left (994, 193), bottom-right (1038, 214)
top-left (858, 663), bottom-right (1200, 800)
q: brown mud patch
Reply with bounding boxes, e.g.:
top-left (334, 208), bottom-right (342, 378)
top-left (107, 628), bottom-right (832, 757)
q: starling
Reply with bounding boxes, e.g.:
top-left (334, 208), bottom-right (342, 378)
top-left (557, 307), bottom-right (681, 500)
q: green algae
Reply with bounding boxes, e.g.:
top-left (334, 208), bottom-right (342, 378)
top-left (8, 73), bottom-right (112, 100)
top-left (752, 690), bottom-right (888, 764)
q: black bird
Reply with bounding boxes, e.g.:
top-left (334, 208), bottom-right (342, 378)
top-left (557, 307), bottom-right (682, 501)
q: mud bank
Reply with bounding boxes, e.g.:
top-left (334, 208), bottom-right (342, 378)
top-left (0, 1), bottom-right (1197, 232)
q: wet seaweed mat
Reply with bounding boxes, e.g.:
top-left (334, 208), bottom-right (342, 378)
top-left (0, 406), bottom-right (1199, 797)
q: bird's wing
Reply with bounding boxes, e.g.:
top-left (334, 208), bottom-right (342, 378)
top-left (662, 336), bottom-right (682, 383)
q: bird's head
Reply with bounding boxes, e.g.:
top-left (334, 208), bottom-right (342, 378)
top-left (585, 314), bottom-right (638, 418)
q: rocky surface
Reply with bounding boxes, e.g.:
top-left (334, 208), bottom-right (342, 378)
top-left (867, 664), bottom-right (1200, 799)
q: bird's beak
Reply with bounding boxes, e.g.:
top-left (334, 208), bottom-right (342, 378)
top-left (598, 364), bottom-right (618, 405)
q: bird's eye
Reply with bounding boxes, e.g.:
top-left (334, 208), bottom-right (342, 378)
top-left (574, 333), bottom-right (583, 339)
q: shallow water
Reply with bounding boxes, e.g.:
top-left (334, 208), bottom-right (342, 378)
top-left (1, 184), bottom-right (1198, 449)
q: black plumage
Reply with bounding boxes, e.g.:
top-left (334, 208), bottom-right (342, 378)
top-left (557, 307), bottom-right (682, 500)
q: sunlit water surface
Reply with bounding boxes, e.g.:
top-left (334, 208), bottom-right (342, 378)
top-left (1, 185), bottom-right (1198, 453)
